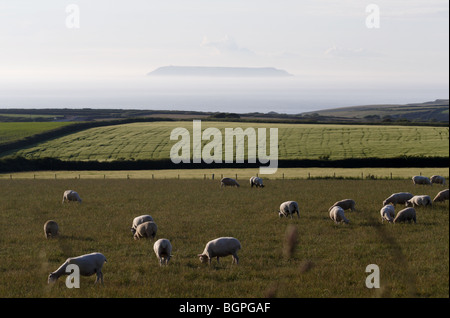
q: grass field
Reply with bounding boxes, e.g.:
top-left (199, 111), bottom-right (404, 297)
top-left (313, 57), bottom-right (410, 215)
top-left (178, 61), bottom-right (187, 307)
top-left (0, 178), bottom-right (448, 298)
top-left (0, 122), bottom-right (72, 145)
top-left (6, 122), bottom-right (449, 161)
top-left (1, 167), bottom-right (449, 181)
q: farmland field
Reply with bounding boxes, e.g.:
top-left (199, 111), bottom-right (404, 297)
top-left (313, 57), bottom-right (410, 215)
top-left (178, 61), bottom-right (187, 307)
top-left (0, 122), bottom-right (72, 145)
top-left (6, 122), bottom-right (449, 161)
top-left (0, 178), bottom-right (448, 298)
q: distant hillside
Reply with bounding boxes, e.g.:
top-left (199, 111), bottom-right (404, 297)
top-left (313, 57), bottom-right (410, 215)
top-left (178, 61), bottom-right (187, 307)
top-left (299, 99), bottom-right (449, 123)
top-left (0, 99), bottom-right (447, 125)
top-left (147, 65), bottom-right (293, 77)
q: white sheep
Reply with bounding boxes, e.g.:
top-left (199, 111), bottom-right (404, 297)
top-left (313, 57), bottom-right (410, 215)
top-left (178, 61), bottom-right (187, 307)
top-left (329, 206), bottom-right (350, 224)
top-left (394, 207), bottom-right (417, 224)
top-left (48, 252), bottom-right (107, 284)
top-left (430, 175), bottom-right (446, 186)
top-left (198, 237), bottom-right (241, 265)
top-left (62, 190), bottom-right (82, 204)
top-left (433, 189), bottom-right (449, 203)
top-left (153, 239), bottom-right (172, 266)
top-left (382, 192), bottom-right (414, 206)
top-left (220, 177), bottom-right (240, 187)
top-left (405, 195), bottom-right (432, 207)
top-left (44, 220), bottom-right (59, 238)
top-left (133, 221), bottom-right (157, 240)
top-left (278, 201), bottom-right (300, 219)
top-left (131, 215), bottom-right (154, 235)
top-left (412, 175), bottom-right (431, 186)
top-left (249, 176), bottom-right (264, 188)
top-left (380, 204), bottom-right (395, 223)
top-left (328, 199), bottom-right (356, 212)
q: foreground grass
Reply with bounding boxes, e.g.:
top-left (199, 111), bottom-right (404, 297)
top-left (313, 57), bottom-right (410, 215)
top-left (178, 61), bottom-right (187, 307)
top-left (0, 179), bottom-right (448, 298)
top-left (8, 122), bottom-right (449, 161)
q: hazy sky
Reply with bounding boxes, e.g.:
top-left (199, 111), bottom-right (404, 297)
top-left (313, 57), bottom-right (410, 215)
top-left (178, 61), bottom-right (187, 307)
top-left (0, 0), bottom-right (448, 111)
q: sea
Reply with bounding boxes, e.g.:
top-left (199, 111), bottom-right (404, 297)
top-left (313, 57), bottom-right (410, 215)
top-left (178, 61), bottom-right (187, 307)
top-left (0, 76), bottom-right (448, 114)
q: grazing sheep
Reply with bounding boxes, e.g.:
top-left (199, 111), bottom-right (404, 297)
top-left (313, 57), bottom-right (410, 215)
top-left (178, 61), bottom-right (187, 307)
top-left (380, 204), bottom-right (395, 223)
top-left (153, 239), bottom-right (172, 266)
top-left (48, 252), bottom-right (107, 284)
top-left (329, 206), bottom-right (350, 224)
top-left (433, 189), bottom-right (449, 203)
top-left (131, 215), bottom-right (154, 235)
top-left (133, 221), bottom-right (157, 240)
top-left (430, 175), bottom-right (446, 186)
top-left (328, 199), bottom-right (356, 212)
top-left (198, 237), bottom-right (241, 265)
top-left (62, 190), bottom-right (82, 204)
top-left (278, 201), bottom-right (300, 219)
top-left (249, 176), bottom-right (264, 188)
top-left (44, 220), bottom-right (59, 238)
top-left (382, 192), bottom-right (414, 206)
top-left (394, 207), bottom-right (417, 224)
top-left (406, 195), bottom-right (432, 208)
top-left (221, 177), bottom-right (240, 187)
top-left (412, 175), bottom-right (431, 186)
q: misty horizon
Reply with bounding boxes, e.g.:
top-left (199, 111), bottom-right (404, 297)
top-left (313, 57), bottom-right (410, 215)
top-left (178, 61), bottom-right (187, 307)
top-left (0, 75), bottom-right (447, 114)
top-left (0, 1), bottom-right (448, 114)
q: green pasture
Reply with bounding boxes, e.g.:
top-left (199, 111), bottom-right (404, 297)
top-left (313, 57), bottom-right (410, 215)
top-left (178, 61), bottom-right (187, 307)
top-left (0, 122), bottom-right (71, 145)
top-left (0, 178), bottom-right (448, 298)
top-left (6, 122), bottom-right (449, 161)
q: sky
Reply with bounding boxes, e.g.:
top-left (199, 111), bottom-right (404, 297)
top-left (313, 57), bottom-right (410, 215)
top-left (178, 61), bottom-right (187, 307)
top-left (0, 0), bottom-right (448, 112)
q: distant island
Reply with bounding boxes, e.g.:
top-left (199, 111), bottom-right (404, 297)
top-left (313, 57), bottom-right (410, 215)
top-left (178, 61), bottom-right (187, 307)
top-left (147, 66), bottom-right (293, 77)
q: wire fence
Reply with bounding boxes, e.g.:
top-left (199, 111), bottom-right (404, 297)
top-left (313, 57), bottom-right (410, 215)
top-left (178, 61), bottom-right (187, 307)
top-left (1, 168), bottom-right (448, 181)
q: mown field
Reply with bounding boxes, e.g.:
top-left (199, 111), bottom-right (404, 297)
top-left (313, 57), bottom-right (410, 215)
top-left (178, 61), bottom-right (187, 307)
top-left (6, 122), bottom-right (449, 161)
top-left (0, 178), bottom-right (448, 298)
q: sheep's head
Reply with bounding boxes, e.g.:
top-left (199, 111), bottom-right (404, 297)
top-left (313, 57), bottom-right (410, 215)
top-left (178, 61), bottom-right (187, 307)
top-left (48, 273), bottom-right (58, 284)
top-left (198, 254), bottom-right (209, 263)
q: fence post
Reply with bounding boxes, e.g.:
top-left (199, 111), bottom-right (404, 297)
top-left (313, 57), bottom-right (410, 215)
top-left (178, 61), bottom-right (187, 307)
top-left (212, 174), bottom-right (214, 180)
top-left (235, 174), bottom-right (237, 180)
top-left (390, 172), bottom-right (392, 180)
top-left (308, 172), bottom-right (310, 179)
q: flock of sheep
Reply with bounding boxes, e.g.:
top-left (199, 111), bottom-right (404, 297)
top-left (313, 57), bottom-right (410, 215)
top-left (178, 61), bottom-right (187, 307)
top-left (44, 174), bottom-right (448, 286)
